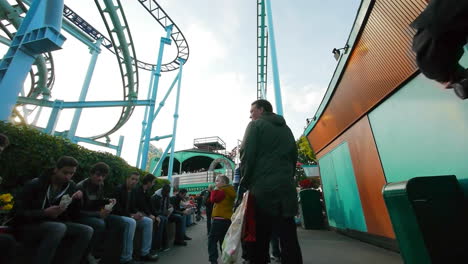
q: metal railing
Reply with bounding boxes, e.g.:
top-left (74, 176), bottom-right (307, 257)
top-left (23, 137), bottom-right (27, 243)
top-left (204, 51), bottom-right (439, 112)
top-left (158, 171), bottom-right (213, 185)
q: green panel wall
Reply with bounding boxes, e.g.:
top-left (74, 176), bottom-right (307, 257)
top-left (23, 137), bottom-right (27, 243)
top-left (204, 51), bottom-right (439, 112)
top-left (319, 143), bottom-right (367, 232)
top-left (368, 54), bottom-right (468, 192)
top-left (319, 153), bottom-right (345, 229)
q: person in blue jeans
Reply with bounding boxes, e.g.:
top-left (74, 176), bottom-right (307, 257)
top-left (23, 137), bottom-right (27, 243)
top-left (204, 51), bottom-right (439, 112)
top-left (78, 162), bottom-right (146, 264)
top-left (113, 172), bottom-right (159, 262)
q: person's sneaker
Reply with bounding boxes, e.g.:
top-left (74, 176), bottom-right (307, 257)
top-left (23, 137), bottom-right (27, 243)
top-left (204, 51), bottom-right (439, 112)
top-left (121, 260), bottom-right (143, 264)
top-left (451, 79), bottom-right (468, 100)
top-left (270, 256), bottom-right (281, 263)
top-left (183, 235), bottom-right (192, 240)
top-left (87, 254), bottom-right (100, 264)
top-left (140, 252), bottom-right (159, 262)
top-left (161, 247), bottom-right (170, 252)
top-left (174, 240), bottom-right (187, 246)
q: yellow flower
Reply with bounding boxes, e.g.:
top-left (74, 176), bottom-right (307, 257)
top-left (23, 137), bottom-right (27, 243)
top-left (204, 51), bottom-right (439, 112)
top-left (0, 193), bottom-right (13, 203)
top-left (0, 204), bottom-right (13, 210)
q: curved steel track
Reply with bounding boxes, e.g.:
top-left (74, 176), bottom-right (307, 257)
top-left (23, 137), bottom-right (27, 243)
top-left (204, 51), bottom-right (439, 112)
top-left (91, 0), bottom-right (139, 139)
top-left (0, 0), bottom-right (190, 141)
top-left (64, 0), bottom-right (189, 72)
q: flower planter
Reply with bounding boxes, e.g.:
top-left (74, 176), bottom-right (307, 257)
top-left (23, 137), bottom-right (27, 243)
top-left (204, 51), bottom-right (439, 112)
top-left (0, 225), bottom-right (12, 234)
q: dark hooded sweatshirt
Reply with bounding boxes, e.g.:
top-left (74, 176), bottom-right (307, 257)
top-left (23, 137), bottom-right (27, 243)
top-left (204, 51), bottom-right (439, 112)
top-left (112, 183), bottom-right (137, 217)
top-left (77, 178), bottom-right (108, 218)
top-left (411, 0), bottom-right (468, 37)
top-left (240, 112), bottom-right (298, 217)
top-left (14, 169), bottom-right (81, 226)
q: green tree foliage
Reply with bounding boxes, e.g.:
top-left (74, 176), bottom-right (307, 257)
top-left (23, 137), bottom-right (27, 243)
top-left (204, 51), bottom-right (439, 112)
top-left (295, 136), bottom-right (317, 184)
top-left (297, 136), bottom-right (316, 163)
top-left (0, 122), bottom-right (169, 195)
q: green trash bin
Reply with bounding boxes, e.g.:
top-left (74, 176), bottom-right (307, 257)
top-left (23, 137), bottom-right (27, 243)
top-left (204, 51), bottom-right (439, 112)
top-left (298, 189), bottom-right (324, 229)
top-left (383, 175), bottom-right (468, 264)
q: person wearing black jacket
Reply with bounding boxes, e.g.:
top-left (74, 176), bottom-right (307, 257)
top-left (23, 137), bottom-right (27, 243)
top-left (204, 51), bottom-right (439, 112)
top-left (14, 156), bottom-right (93, 264)
top-left (412, 0), bottom-right (468, 99)
top-left (77, 162), bottom-right (133, 264)
top-left (152, 185), bottom-right (190, 246)
top-left (202, 185), bottom-right (214, 234)
top-left (131, 174), bottom-right (157, 220)
top-left (113, 172), bottom-right (158, 262)
top-left (150, 184), bottom-right (169, 251)
top-left (0, 133), bottom-right (16, 264)
top-left (170, 188), bottom-right (192, 241)
top-left (151, 184), bottom-right (187, 249)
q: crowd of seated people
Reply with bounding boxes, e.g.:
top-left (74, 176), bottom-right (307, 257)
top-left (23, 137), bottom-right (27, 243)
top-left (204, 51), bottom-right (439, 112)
top-left (0, 133), bottom-right (199, 264)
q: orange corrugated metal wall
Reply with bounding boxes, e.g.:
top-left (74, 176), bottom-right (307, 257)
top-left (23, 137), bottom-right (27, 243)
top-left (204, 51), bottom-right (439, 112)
top-left (308, 0), bottom-right (429, 239)
top-left (317, 117), bottom-right (395, 238)
top-left (308, 0), bottom-right (427, 153)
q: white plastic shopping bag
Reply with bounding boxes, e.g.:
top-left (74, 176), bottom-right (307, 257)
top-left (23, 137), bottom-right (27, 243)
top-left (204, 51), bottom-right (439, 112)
top-left (221, 191), bottom-right (249, 264)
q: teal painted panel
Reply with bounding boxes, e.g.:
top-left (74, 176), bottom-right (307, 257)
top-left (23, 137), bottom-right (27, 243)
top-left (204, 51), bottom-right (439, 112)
top-left (318, 154), bottom-right (345, 229)
top-left (368, 53), bottom-right (468, 192)
top-left (331, 143), bottom-right (367, 232)
top-left (319, 143), bottom-right (367, 232)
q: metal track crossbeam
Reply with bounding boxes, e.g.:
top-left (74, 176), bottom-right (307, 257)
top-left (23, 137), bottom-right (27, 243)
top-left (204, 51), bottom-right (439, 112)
top-left (136, 0), bottom-right (189, 72)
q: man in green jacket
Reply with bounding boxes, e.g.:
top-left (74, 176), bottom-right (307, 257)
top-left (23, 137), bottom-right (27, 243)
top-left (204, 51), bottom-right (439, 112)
top-left (240, 99), bottom-right (302, 264)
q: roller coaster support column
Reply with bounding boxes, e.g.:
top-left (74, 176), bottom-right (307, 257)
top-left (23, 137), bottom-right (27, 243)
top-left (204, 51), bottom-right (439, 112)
top-left (265, 0), bottom-right (283, 116)
top-left (167, 58), bottom-right (185, 195)
top-left (139, 71), bottom-right (179, 171)
top-left (45, 99), bottom-right (64, 135)
top-left (152, 141), bottom-right (172, 176)
top-left (32, 94), bottom-right (50, 125)
top-left (68, 38), bottom-right (103, 142)
top-left (0, 0), bottom-right (66, 121)
top-left (116, 135), bottom-right (124, 157)
top-left (139, 25), bottom-right (173, 170)
top-left (136, 69), bottom-right (156, 168)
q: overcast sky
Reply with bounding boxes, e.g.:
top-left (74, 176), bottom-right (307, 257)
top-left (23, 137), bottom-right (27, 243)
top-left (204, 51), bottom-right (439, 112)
top-left (5, 0), bottom-right (360, 167)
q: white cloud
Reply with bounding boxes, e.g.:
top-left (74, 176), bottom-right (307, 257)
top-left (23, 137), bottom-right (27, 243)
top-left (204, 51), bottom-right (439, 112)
top-left (280, 81), bottom-right (328, 139)
top-left (283, 83), bottom-right (327, 114)
top-left (3, 0), bottom-right (359, 167)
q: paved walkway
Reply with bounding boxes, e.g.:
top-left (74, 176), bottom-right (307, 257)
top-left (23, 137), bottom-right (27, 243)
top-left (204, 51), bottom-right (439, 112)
top-left (153, 219), bottom-right (403, 264)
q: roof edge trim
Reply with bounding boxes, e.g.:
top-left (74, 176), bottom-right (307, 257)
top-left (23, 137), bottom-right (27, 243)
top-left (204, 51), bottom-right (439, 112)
top-left (303, 0), bottom-right (374, 137)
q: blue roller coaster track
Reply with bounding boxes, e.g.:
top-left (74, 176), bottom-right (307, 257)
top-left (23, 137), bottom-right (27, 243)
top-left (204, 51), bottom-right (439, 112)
top-left (0, 0), bottom-right (189, 136)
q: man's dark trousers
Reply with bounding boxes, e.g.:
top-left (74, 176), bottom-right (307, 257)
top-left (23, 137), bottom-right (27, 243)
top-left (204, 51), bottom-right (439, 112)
top-left (0, 234), bottom-right (17, 264)
top-left (78, 215), bottom-right (125, 263)
top-left (169, 213), bottom-right (187, 241)
top-left (19, 221), bottom-right (93, 264)
top-left (206, 206), bottom-right (213, 234)
top-left (152, 214), bottom-right (168, 250)
top-left (254, 208), bottom-right (302, 264)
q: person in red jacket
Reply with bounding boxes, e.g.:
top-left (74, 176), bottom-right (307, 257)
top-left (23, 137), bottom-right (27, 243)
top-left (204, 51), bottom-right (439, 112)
top-left (208, 175), bottom-right (236, 264)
